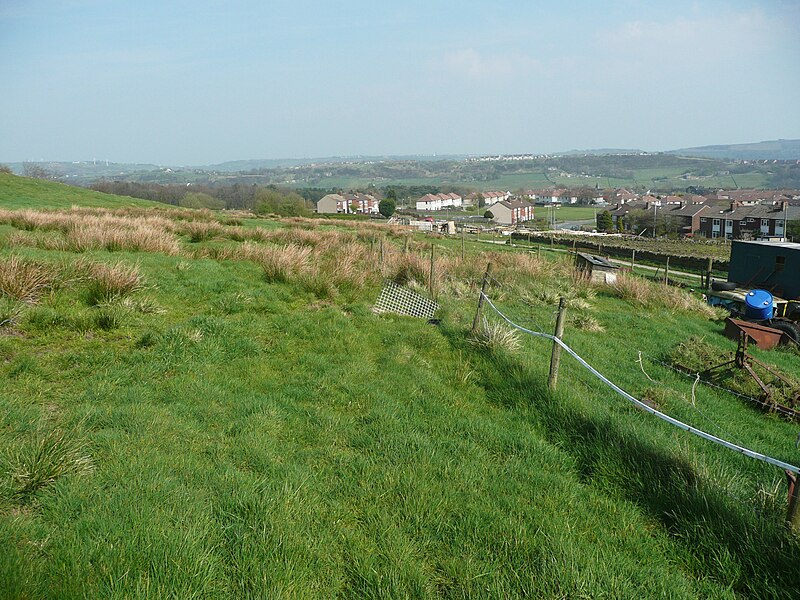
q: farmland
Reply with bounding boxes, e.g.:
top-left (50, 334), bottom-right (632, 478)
top-left (1, 175), bottom-right (800, 598)
top-left (34, 152), bottom-right (800, 193)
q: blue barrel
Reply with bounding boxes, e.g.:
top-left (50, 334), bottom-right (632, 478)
top-left (744, 289), bottom-right (774, 320)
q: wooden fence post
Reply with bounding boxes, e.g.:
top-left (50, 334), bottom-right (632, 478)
top-left (705, 257), bottom-right (713, 289)
top-left (379, 236), bottom-right (384, 268)
top-left (461, 229), bottom-right (465, 260)
top-left (404, 236), bottom-right (410, 254)
top-left (786, 471), bottom-right (800, 532)
top-left (548, 297), bottom-right (568, 390)
top-left (631, 249), bottom-right (636, 273)
top-left (471, 263), bottom-right (493, 334)
top-left (429, 244), bottom-right (436, 298)
top-left (665, 256), bottom-right (670, 285)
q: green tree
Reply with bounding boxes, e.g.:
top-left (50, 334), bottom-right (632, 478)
top-left (596, 210), bottom-right (613, 232)
top-left (484, 210), bottom-right (494, 220)
top-left (787, 219), bottom-right (800, 241)
top-left (476, 193), bottom-right (485, 209)
top-left (378, 198), bottom-right (396, 218)
top-left (254, 187), bottom-right (311, 217)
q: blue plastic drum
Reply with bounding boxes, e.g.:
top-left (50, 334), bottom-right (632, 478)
top-left (744, 289), bottom-right (774, 320)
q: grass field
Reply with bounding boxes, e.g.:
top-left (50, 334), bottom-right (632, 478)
top-left (0, 173), bottom-right (163, 209)
top-left (285, 166), bottom-right (771, 195)
top-left (2, 175), bottom-right (800, 598)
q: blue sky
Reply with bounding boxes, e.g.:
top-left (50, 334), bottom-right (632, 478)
top-left (1, 0), bottom-right (798, 165)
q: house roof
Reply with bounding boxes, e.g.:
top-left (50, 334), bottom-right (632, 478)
top-left (498, 199), bottom-right (534, 210)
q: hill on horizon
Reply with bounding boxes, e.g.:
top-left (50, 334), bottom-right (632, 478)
top-left (668, 139), bottom-right (800, 161)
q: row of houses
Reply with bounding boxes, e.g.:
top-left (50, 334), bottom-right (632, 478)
top-left (415, 193), bottom-right (463, 210)
top-left (316, 193), bottom-right (380, 214)
top-left (610, 198), bottom-right (799, 239)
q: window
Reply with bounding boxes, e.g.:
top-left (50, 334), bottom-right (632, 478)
top-left (747, 217), bottom-right (755, 222)
top-left (739, 220), bottom-right (747, 225)
top-left (713, 219), bottom-right (720, 226)
top-left (761, 219), bottom-right (769, 227)
top-left (776, 220), bottom-right (784, 228)
top-left (712, 231), bottom-right (719, 238)
top-left (700, 217), bottom-right (707, 223)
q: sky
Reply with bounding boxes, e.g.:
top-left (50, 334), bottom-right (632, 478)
top-left (1, 0), bottom-right (799, 165)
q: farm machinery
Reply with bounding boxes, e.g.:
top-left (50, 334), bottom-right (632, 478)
top-left (707, 283), bottom-right (800, 344)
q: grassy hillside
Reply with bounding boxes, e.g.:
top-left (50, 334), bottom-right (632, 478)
top-left (1, 200), bottom-right (800, 597)
top-left (0, 173), bottom-right (164, 209)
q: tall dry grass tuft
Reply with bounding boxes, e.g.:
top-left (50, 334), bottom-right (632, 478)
top-left (470, 316), bottom-right (521, 354)
top-left (605, 272), bottom-right (652, 305)
top-left (65, 220), bottom-right (181, 255)
top-left (246, 243), bottom-right (314, 283)
top-left (385, 252), bottom-right (432, 287)
top-left (0, 255), bottom-right (57, 303)
top-left (603, 272), bottom-right (718, 317)
top-left (85, 261), bottom-right (145, 305)
top-left (179, 220), bottom-right (225, 242)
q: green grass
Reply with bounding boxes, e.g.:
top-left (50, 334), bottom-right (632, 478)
top-left (1, 200), bottom-right (800, 598)
top-left (0, 173), bottom-right (164, 209)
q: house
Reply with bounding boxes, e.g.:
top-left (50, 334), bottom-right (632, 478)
top-left (487, 199), bottom-right (534, 225)
top-left (317, 193), bottom-right (379, 214)
top-left (697, 201), bottom-right (799, 240)
top-left (316, 193), bottom-right (346, 214)
top-left (610, 200), bottom-right (710, 236)
top-left (728, 240), bottom-right (800, 300)
top-left (416, 192), bottom-right (463, 211)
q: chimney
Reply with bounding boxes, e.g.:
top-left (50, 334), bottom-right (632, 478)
top-left (730, 201), bottom-right (739, 212)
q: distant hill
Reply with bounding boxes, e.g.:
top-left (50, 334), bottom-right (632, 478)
top-left (0, 172), bottom-right (166, 209)
top-left (668, 139), bottom-right (800, 161)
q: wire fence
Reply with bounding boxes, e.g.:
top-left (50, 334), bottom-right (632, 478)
top-left (480, 291), bottom-right (800, 474)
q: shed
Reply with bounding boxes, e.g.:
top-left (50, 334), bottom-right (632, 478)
top-left (575, 252), bottom-right (618, 284)
top-left (728, 240), bottom-right (800, 300)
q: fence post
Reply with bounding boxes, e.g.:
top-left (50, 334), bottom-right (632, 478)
top-left (404, 236), bottom-right (410, 254)
top-left (631, 249), bottom-right (636, 273)
top-left (379, 236), bottom-right (384, 268)
top-left (548, 297), bottom-right (567, 390)
top-left (665, 256), bottom-right (670, 285)
top-left (471, 263), bottom-right (493, 334)
top-left (705, 258), bottom-right (713, 289)
top-left (429, 244), bottom-right (436, 298)
top-left (537, 245), bottom-right (541, 259)
top-left (787, 471), bottom-right (800, 532)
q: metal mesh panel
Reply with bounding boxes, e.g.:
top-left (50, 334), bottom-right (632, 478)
top-left (373, 281), bottom-right (439, 319)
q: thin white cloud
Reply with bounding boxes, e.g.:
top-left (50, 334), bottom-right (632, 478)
top-left (435, 49), bottom-right (541, 80)
top-left (597, 8), bottom-right (786, 57)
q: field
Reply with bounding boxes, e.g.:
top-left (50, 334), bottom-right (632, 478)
top-left (2, 175), bottom-right (800, 598)
top-left (0, 173), bottom-right (161, 210)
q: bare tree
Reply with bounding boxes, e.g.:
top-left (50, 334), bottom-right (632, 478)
top-left (22, 162), bottom-right (62, 180)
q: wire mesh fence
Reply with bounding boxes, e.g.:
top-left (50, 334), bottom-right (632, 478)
top-left (373, 280), bottom-right (439, 320)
